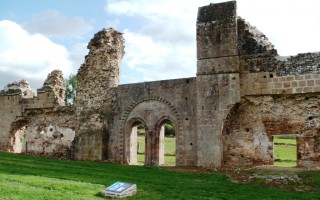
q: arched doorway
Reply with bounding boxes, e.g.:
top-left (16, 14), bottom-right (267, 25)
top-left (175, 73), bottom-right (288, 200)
top-left (11, 126), bottom-right (27, 153)
top-left (9, 119), bottom-right (29, 153)
top-left (125, 119), bottom-right (147, 165)
top-left (156, 118), bottom-right (176, 166)
top-left (122, 99), bottom-right (180, 166)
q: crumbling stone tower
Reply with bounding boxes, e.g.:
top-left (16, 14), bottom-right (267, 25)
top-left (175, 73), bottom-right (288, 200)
top-left (196, 1), bottom-right (240, 167)
top-left (73, 28), bottom-right (125, 160)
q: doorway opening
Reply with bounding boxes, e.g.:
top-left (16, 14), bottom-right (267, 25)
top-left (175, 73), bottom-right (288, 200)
top-left (11, 126), bottom-right (27, 153)
top-left (129, 121), bottom-right (146, 165)
top-left (273, 135), bottom-right (297, 167)
top-left (136, 123), bottom-right (146, 165)
top-left (158, 120), bottom-right (176, 166)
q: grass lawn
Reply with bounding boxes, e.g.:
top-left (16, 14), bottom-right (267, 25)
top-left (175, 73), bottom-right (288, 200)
top-left (274, 137), bottom-right (297, 167)
top-left (137, 136), bottom-right (175, 166)
top-left (1, 151), bottom-right (320, 199)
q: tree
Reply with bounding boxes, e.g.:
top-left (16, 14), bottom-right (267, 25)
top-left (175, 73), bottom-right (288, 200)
top-left (64, 74), bottom-right (77, 105)
top-left (164, 122), bottom-right (175, 137)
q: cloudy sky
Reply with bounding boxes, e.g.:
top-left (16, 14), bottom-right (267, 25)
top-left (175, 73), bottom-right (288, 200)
top-left (0, 0), bottom-right (319, 90)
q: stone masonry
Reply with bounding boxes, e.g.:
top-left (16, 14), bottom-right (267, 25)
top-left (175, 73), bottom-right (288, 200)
top-left (0, 70), bottom-right (76, 157)
top-left (72, 28), bottom-right (125, 160)
top-left (0, 1), bottom-right (319, 169)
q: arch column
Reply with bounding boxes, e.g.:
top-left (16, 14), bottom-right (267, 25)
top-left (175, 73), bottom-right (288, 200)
top-left (146, 125), bottom-right (165, 166)
top-left (145, 130), bottom-right (155, 166)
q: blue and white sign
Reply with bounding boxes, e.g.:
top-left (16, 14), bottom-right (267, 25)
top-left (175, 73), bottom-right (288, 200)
top-left (101, 182), bottom-right (137, 198)
top-left (106, 182), bottom-right (133, 193)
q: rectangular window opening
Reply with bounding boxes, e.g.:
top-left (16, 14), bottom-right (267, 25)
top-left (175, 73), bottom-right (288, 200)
top-left (273, 135), bottom-right (297, 167)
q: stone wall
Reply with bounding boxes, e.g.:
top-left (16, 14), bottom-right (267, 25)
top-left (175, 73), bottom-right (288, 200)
top-left (108, 78), bottom-right (197, 166)
top-left (196, 1), bottom-right (241, 168)
top-left (1, 1), bottom-right (319, 169)
top-left (17, 107), bottom-right (76, 157)
top-left (0, 94), bottom-right (24, 151)
top-left (0, 70), bottom-right (75, 157)
top-left (241, 73), bottom-right (320, 96)
top-left (72, 28), bottom-right (125, 160)
top-left (222, 95), bottom-right (320, 168)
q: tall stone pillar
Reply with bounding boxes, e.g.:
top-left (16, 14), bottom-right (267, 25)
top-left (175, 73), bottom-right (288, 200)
top-left (73, 28), bottom-right (124, 160)
top-left (196, 1), bottom-right (240, 168)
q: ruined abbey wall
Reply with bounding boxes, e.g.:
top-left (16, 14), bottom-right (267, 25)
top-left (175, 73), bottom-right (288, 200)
top-left (0, 70), bottom-right (76, 157)
top-left (0, 1), bottom-right (319, 169)
top-left (72, 28), bottom-right (124, 161)
top-left (109, 78), bottom-right (198, 166)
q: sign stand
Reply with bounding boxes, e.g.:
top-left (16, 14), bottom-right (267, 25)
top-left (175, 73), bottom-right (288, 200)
top-left (101, 182), bottom-right (137, 198)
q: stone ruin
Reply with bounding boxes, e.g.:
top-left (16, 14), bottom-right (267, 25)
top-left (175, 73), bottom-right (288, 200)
top-left (0, 1), bottom-right (320, 169)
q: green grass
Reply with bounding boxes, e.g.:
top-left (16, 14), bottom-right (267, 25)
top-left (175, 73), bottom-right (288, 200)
top-left (274, 137), bottom-right (297, 167)
top-left (137, 136), bottom-right (175, 165)
top-left (0, 151), bottom-right (320, 199)
top-left (137, 154), bottom-right (175, 165)
top-left (137, 136), bottom-right (145, 154)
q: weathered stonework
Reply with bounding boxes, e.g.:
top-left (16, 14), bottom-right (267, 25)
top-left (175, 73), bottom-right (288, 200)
top-left (0, 1), bottom-right (319, 169)
top-left (72, 28), bottom-right (125, 161)
top-left (222, 94), bottom-right (320, 168)
top-left (0, 70), bottom-right (76, 158)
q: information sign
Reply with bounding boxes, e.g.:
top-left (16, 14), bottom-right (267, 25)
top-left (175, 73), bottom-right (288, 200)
top-left (101, 182), bottom-right (137, 198)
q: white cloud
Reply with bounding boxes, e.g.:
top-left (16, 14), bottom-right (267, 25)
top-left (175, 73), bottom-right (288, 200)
top-left (121, 30), bottom-right (196, 83)
top-left (237, 0), bottom-right (320, 56)
top-left (105, 0), bottom-right (213, 83)
top-left (68, 42), bottom-right (88, 73)
top-left (22, 10), bottom-right (93, 38)
top-left (106, 0), bottom-right (320, 85)
top-left (0, 20), bottom-right (74, 90)
top-left (106, 0), bottom-right (212, 44)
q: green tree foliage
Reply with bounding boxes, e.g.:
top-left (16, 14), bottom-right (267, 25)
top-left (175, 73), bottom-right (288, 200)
top-left (64, 74), bottom-right (77, 105)
top-left (164, 123), bottom-right (175, 137)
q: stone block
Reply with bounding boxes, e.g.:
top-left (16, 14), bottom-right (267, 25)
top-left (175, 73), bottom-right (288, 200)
top-left (307, 80), bottom-right (315, 86)
top-left (286, 76), bottom-right (294, 81)
top-left (275, 83), bottom-right (282, 89)
top-left (305, 74), bottom-right (312, 80)
top-left (294, 88), bottom-right (303, 93)
top-left (291, 81), bottom-right (298, 87)
top-left (298, 81), bottom-right (306, 87)
top-left (279, 77), bottom-right (286, 82)
top-left (261, 89), bottom-right (272, 94)
top-left (283, 82), bottom-right (290, 88)
top-left (284, 89), bottom-right (293, 94)
top-left (313, 86), bottom-right (320, 92)
top-left (303, 87), bottom-right (313, 93)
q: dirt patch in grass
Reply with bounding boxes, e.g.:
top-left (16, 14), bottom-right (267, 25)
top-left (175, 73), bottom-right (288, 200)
top-left (165, 165), bottom-right (320, 192)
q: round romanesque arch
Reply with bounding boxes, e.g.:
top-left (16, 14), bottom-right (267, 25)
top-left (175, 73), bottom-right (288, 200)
top-left (119, 96), bottom-right (182, 131)
top-left (122, 97), bottom-right (181, 166)
top-left (154, 116), bottom-right (177, 165)
top-left (124, 117), bottom-right (148, 165)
